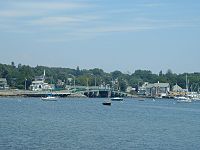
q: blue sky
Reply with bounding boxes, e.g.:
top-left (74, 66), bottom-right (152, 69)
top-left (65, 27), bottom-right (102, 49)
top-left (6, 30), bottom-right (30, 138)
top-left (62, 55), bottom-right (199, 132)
top-left (0, 0), bottom-right (200, 74)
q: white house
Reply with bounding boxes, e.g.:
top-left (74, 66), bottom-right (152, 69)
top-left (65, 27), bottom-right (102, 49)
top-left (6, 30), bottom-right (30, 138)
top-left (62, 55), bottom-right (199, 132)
top-left (30, 70), bottom-right (53, 91)
top-left (0, 78), bottom-right (9, 90)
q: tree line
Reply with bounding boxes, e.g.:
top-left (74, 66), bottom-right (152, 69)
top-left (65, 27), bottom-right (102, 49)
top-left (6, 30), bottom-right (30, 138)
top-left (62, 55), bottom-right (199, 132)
top-left (0, 62), bottom-right (200, 92)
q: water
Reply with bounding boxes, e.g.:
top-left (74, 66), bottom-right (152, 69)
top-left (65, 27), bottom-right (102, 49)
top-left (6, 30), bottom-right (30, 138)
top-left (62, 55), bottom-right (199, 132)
top-left (0, 98), bottom-right (200, 150)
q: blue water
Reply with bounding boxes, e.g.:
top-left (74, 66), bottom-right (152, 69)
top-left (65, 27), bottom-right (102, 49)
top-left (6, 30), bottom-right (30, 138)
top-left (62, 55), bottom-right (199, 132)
top-left (0, 98), bottom-right (200, 150)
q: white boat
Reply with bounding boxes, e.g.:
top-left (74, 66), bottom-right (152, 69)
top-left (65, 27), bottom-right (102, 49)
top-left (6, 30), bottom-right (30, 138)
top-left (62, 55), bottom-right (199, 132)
top-left (41, 94), bottom-right (57, 101)
top-left (111, 97), bottom-right (123, 101)
top-left (175, 96), bottom-right (192, 103)
top-left (177, 99), bottom-right (192, 103)
top-left (174, 96), bottom-right (190, 100)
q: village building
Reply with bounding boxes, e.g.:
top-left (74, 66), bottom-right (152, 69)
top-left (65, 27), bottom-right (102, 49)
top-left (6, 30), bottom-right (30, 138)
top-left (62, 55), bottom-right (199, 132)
top-left (172, 84), bottom-right (184, 92)
top-left (29, 70), bottom-right (53, 91)
top-left (169, 83), bottom-right (188, 96)
top-left (138, 82), bottom-right (170, 97)
top-left (0, 78), bottom-right (9, 90)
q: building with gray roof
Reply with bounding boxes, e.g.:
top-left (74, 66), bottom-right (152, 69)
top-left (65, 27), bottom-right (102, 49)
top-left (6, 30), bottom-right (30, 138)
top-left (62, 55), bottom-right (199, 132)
top-left (139, 81), bottom-right (170, 97)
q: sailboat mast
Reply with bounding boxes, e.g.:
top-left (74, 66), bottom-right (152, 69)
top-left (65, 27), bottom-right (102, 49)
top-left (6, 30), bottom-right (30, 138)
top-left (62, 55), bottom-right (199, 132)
top-left (186, 74), bottom-right (188, 92)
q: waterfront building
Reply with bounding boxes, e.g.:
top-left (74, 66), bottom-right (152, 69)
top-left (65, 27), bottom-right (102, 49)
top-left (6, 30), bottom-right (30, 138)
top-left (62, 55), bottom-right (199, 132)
top-left (172, 84), bottom-right (184, 92)
top-left (29, 70), bottom-right (53, 91)
top-left (169, 84), bottom-right (188, 97)
top-left (0, 78), bottom-right (9, 90)
top-left (138, 82), bottom-right (170, 97)
top-left (126, 86), bottom-right (136, 93)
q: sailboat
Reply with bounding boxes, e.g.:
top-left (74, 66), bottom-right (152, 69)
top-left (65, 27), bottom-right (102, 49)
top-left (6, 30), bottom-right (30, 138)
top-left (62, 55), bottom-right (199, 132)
top-left (175, 74), bottom-right (192, 103)
top-left (102, 90), bottom-right (111, 106)
top-left (42, 85), bottom-right (57, 101)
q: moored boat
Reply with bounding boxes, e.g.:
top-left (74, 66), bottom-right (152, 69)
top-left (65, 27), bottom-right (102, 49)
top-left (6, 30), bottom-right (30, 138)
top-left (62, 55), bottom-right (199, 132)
top-left (177, 99), bottom-right (192, 103)
top-left (102, 100), bottom-right (111, 105)
top-left (111, 97), bottom-right (123, 101)
top-left (41, 94), bottom-right (57, 101)
top-left (175, 96), bottom-right (192, 103)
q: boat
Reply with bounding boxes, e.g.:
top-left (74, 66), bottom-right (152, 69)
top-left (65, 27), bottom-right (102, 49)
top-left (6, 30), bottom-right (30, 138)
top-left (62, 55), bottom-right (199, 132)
top-left (41, 94), bottom-right (57, 101)
top-left (102, 90), bottom-right (112, 105)
top-left (177, 99), bottom-right (192, 103)
top-left (175, 96), bottom-right (192, 103)
top-left (174, 96), bottom-right (190, 100)
top-left (111, 97), bottom-right (123, 101)
top-left (102, 100), bottom-right (111, 106)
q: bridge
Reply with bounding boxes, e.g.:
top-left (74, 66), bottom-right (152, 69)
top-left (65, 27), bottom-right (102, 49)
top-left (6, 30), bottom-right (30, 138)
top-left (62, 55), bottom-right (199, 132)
top-left (13, 86), bottom-right (127, 98)
top-left (66, 85), bottom-right (127, 98)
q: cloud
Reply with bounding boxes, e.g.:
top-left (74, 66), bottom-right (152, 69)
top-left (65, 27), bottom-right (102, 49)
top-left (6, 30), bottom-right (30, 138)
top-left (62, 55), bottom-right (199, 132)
top-left (0, 0), bottom-right (200, 42)
top-left (19, 1), bottom-right (88, 10)
top-left (137, 3), bottom-right (164, 8)
top-left (0, 10), bottom-right (40, 17)
top-left (32, 16), bottom-right (82, 26)
top-left (81, 25), bottom-right (154, 33)
top-left (0, 1), bottom-right (89, 18)
top-left (33, 15), bottom-right (98, 26)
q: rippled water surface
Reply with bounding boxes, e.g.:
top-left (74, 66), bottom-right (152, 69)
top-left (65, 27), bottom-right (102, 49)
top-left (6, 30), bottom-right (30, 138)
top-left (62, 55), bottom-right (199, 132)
top-left (0, 98), bottom-right (200, 150)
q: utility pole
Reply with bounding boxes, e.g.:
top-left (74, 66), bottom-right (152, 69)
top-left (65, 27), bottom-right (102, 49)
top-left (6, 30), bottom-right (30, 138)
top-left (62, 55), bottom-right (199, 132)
top-left (25, 78), bottom-right (27, 90)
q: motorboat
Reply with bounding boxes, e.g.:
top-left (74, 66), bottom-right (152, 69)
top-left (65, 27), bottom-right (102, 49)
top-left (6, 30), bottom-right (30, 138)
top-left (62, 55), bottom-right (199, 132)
top-left (111, 97), bottom-right (123, 101)
top-left (41, 94), bottom-right (57, 101)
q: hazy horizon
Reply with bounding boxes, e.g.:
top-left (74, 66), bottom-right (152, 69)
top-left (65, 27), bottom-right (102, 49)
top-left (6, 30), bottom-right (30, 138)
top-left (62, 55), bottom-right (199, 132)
top-left (0, 0), bottom-right (200, 74)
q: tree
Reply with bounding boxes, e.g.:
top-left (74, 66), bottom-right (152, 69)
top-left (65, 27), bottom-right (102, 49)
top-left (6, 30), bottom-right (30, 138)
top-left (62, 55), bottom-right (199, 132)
top-left (159, 70), bottom-right (163, 76)
top-left (11, 62), bottom-right (15, 68)
top-left (75, 66), bottom-right (81, 76)
top-left (0, 62), bottom-right (200, 92)
top-left (18, 63), bottom-right (22, 68)
top-left (111, 70), bottom-right (122, 79)
top-left (166, 69), bottom-right (173, 75)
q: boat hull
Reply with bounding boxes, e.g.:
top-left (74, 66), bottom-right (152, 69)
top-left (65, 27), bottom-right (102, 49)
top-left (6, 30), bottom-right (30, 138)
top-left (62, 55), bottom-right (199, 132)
top-left (102, 102), bottom-right (111, 105)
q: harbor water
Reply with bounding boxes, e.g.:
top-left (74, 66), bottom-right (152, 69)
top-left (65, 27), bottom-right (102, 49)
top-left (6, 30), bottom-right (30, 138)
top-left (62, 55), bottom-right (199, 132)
top-left (0, 98), bottom-right (200, 150)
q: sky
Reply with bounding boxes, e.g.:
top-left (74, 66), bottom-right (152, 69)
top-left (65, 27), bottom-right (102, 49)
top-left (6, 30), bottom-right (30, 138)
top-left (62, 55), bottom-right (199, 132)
top-left (0, 0), bottom-right (200, 74)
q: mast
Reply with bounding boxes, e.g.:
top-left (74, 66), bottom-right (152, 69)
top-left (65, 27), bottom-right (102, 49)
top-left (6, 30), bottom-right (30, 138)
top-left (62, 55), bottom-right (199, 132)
top-left (186, 74), bottom-right (188, 92)
top-left (44, 69), bottom-right (46, 77)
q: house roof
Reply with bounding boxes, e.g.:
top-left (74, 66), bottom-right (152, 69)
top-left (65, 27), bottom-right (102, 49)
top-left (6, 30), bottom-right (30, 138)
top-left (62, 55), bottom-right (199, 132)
top-left (146, 83), bottom-right (170, 88)
top-left (172, 84), bottom-right (183, 92)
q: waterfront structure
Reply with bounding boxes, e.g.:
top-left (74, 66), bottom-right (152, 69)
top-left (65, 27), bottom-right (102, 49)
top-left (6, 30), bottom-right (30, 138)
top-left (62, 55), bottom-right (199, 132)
top-left (137, 82), bottom-right (149, 96)
top-left (30, 70), bottom-right (53, 91)
top-left (0, 78), bottom-right (9, 90)
top-left (126, 86), bottom-right (136, 93)
top-left (138, 82), bottom-right (170, 97)
top-left (172, 84), bottom-right (184, 92)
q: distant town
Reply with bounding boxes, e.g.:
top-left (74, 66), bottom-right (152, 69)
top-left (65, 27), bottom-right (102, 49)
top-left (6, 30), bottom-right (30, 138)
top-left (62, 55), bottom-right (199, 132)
top-left (0, 62), bottom-right (200, 100)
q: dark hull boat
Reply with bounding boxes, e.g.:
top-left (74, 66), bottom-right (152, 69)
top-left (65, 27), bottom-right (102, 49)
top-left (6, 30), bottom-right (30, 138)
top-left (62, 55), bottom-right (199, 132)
top-left (102, 100), bottom-right (111, 106)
